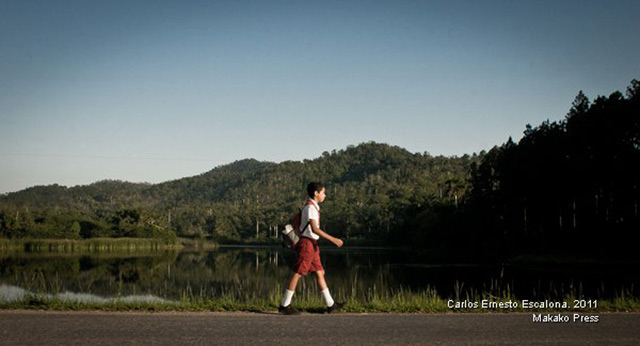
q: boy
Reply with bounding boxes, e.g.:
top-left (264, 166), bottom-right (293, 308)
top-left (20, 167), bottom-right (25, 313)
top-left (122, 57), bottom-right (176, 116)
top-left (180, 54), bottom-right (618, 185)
top-left (279, 181), bottom-right (345, 315)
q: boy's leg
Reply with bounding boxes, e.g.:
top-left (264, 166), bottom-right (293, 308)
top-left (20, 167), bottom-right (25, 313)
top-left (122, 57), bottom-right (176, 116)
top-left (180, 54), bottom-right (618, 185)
top-left (308, 244), bottom-right (338, 308)
top-left (314, 270), bottom-right (328, 290)
top-left (282, 272), bottom-right (302, 307)
top-left (314, 270), bottom-right (335, 307)
top-left (287, 272), bottom-right (302, 291)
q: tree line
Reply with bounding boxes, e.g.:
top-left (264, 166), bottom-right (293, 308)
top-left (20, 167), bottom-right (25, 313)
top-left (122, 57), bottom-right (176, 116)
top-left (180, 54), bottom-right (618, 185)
top-left (463, 80), bottom-right (639, 257)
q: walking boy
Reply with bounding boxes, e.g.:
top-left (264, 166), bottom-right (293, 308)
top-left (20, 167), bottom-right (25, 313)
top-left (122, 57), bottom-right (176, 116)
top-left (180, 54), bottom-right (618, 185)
top-left (279, 181), bottom-right (345, 315)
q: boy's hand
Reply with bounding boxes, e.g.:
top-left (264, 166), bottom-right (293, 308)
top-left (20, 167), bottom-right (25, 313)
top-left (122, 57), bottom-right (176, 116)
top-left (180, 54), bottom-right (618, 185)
top-left (333, 238), bottom-right (343, 248)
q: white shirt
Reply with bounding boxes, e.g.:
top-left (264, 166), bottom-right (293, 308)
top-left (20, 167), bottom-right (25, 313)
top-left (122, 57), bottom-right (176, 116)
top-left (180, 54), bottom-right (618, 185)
top-left (300, 199), bottom-right (320, 240)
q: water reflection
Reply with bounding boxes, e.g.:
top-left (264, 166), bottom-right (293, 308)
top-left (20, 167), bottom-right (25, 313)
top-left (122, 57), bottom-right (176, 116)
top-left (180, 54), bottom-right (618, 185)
top-left (1, 246), bottom-right (638, 302)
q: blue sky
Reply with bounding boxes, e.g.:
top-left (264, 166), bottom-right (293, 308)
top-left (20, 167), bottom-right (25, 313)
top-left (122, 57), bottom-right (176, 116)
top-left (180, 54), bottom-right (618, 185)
top-left (1, 0), bottom-right (639, 193)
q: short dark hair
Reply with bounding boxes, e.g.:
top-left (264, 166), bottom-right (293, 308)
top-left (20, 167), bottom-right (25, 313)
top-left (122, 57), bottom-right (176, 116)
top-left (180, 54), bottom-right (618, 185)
top-left (307, 181), bottom-right (324, 198)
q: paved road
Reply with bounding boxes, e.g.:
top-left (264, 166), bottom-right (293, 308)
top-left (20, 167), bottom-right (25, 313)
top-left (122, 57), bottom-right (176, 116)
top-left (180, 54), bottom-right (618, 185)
top-left (1, 311), bottom-right (639, 345)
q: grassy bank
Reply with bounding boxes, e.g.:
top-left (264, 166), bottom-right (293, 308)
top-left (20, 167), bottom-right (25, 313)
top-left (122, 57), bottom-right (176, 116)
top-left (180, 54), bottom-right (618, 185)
top-left (0, 238), bottom-right (182, 252)
top-left (2, 284), bottom-right (639, 313)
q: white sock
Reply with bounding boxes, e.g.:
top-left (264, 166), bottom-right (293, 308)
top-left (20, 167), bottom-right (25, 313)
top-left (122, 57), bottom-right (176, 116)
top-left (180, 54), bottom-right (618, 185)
top-left (321, 288), bottom-right (335, 307)
top-left (282, 289), bottom-right (295, 307)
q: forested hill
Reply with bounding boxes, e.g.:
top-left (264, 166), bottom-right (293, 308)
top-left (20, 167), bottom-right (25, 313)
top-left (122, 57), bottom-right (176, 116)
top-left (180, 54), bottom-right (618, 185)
top-left (0, 142), bottom-right (479, 241)
top-left (2, 79), bottom-right (639, 258)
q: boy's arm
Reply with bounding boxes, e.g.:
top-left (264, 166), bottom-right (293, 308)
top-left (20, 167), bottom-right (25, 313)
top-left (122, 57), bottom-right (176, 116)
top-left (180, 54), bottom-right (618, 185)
top-left (310, 219), bottom-right (343, 248)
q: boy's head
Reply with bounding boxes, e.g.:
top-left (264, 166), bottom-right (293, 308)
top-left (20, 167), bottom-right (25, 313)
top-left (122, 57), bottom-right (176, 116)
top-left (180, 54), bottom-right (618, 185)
top-left (307, 181), bottom-right (326, 203)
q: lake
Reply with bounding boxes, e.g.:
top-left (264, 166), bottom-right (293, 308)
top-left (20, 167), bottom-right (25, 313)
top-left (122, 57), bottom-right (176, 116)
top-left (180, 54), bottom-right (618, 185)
top-left (1, 245), bottom-right (638, 304)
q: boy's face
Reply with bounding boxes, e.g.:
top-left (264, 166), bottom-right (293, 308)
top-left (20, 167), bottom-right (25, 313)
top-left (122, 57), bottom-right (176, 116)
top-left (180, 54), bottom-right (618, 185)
top-left (315, 187), bottom-right (326, 203)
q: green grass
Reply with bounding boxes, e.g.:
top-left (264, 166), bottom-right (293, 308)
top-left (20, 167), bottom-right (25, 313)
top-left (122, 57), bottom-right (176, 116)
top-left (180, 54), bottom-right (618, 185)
top-left (2, 283), bottom-right (639, 313)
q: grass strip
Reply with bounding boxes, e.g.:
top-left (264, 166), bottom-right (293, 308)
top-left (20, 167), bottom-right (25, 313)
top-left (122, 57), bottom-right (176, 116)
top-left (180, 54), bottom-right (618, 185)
top-left (2, 288), bottom-right (639, 313)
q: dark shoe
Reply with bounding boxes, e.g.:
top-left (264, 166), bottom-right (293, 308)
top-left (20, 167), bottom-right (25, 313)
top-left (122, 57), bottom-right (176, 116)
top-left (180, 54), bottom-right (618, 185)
top-left (327, 301), bottom-right (345, 314)
top-left (278, 305), bottom-right (300, 315)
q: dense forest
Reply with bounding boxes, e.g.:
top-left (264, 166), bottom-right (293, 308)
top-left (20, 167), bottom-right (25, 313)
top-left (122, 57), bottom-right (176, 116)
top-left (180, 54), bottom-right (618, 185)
top-left (466, 80), bottom-right (640, 257)
top-left (0, 142), bottom-right (478, 242)
top-left (1, 79), bottom-right (639, 258)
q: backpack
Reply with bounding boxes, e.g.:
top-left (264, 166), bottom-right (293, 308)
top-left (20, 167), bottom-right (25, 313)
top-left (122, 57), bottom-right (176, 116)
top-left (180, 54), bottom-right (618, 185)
top-left (281, 201), bottom-right (314, 249)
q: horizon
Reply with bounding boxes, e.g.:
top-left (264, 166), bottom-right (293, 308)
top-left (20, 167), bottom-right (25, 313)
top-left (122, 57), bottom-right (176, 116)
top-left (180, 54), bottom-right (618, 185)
top-left (2, 1), bottom-right (639, 194)
top-left (0, 140), bottom-right (480, 194)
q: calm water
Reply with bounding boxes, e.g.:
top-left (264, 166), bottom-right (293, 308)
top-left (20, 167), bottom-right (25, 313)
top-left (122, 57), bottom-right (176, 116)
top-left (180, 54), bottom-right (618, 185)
top-left (1, 246), bottom-right (639, 303)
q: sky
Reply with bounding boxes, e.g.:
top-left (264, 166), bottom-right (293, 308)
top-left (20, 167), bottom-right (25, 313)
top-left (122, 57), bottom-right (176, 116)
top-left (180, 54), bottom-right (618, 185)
top-left (1, 0), bottom-right (639, 194)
